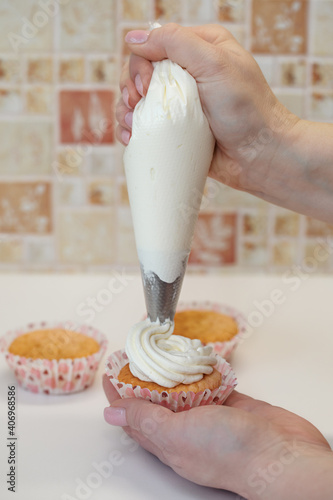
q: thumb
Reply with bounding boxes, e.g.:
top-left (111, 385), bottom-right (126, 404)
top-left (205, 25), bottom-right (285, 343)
top-left (104, 398), bottom-right (173, 438)
top-left (125, 23), bottom-right (218, 79)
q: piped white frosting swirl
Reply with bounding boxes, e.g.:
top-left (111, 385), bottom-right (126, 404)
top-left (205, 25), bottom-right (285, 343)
top-left (125, 318), bottom-right (217, 388)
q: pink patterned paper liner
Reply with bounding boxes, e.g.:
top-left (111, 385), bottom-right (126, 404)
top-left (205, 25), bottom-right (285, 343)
top-left (0, 320), bottom-right (108, 395)
top-left (105, 349), bottom-right (237, 413)
top-left (175, 301), bottom-right (248, 360)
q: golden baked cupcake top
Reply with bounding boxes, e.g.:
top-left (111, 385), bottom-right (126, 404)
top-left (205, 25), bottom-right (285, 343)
top-left (173, 310), bottom-right (238, 343)
top-left (8, 329), bottom-right (100, 360)
top-left (117, 363), bottom-right (222, 394)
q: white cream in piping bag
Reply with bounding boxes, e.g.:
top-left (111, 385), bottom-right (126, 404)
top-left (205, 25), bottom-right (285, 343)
top-left (124, 58), bottom-right (216, 386)
top-left (124, 59), bottom-right (215, 284)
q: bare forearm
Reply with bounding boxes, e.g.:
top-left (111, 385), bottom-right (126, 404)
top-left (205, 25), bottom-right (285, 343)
top-left (252, 119), bottom-right (333, 223)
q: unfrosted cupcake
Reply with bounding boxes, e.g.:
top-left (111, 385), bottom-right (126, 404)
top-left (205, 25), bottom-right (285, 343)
top-left (0, 321), bottom-right (108, 394)
top-left (105, 318), bottom-right (237, 412)
top-left (173, 301), bottom-right (248, 360)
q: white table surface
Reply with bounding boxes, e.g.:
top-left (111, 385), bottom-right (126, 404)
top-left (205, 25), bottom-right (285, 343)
top-left (0, 273), bottom-right (332, 500)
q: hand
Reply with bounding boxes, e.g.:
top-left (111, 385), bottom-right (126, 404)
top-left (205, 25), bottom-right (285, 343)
top-left (116, 23), bottom-right (299, 196)
top-left (103, 374), bottom-right (333, 499)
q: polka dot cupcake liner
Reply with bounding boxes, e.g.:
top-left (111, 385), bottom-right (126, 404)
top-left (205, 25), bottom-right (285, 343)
top-left (0, 320), bottom-right (108, 395)
top-left (175, 301), bottom-right (248, 360)
top-left (105, 349), bottom-right (237, 413)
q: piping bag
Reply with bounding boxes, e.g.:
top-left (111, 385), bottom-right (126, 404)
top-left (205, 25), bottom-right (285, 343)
top-left (124, 38), bottom-right (215, 323)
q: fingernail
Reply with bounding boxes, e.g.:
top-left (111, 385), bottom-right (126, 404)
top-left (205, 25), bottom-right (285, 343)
top-left (125, 30), bottom-right (149, 44)
top-left (121, 129), bottom-right (131, 145)
top-left (135, 74), bottom-right (144, 97)
top-left (104, 407), bottom-right (127, 426)
top-left (122, 86), bottom-right (129, 108)
top-left (125, 111), bottom-right (133, 128)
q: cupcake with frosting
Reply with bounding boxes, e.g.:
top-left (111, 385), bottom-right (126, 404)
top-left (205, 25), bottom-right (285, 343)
top-left (105, 318), bottom-right (237, 412)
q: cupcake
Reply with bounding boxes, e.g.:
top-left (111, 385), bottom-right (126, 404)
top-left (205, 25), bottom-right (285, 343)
top-left (105, 318), bottom-right (237, 412)
top-left (173, 301), bottom-right (248, 360)
top-left (0, 321), bottom-right (108, 394)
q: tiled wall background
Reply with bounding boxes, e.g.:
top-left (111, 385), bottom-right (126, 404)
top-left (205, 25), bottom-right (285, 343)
top-left (0, 0), bottom-right (333, 273)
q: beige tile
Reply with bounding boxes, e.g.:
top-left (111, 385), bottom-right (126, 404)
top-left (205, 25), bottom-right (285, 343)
top-left (0, 88), bottom-right (23, 114)
top-left (26, 86), bottom-right (53, 114)
top-left (185, 0), bottom-right (213, 23)
top-left (274, 213), bottom-right (300, 236)
top-left (215, 0), bottom-right (245, 22)
top-left (53, 148), bottom-right (85, 178)
top-left (60, 0), bottom-right (115, 51)
top-left (304, 242), bottom-right (330, 270)
top-left (119, 179), bottom-right (130, 205)
top-left (1, 0), bottom-right (53, 53)
top-left (27, 57), bottom-right (53, 82)
top-left (313, 0), bottom-right (333, 56)
top-left (155, 0), bottom-right (182, 22)
top-left (272, 240), bottom-right (298, 266)
top-left (0, 182), bottom-right (52, 234)
top-left (311, 92), bottom-right (333, 120)
top-left (57, 180), bottom-right (86, 206)
top-left (0, 57), bottom-right (21, 82)
top-left (312, 63), bottom-right (333, 88)
top-left (89, 150), bottom-right (120, 176)
top-left (59, 57), bottom-right (85, 83)
top-left (88, 57), bottom-right (117, 84)
top-left (25, 238), bottom-right (55, 264)
top-left (58, 210), bottom-right (116, 264)
top-left (122, 0), bottom-right (150, 20)
top-left (243, 213), bottom-right (267, 236)
top-left (0, 239), bottom-right (23, 263)
top-left (252, 0), bottom-right (308, 54)
top-left (279, 60), bottom-right (306, 86)
top-left (306, 217), bottom-right (333, 237)
top-left (0, 121), bottom-right (52, 175)
top-left (241, 240), bottom-right (268, 267)
top-left (88, 180), bottom-right (115, 206)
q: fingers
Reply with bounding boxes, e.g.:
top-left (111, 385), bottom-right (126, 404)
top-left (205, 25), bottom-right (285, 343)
top-left (102, 374), bottom-right (122, 404)
top-left (128, 54), bottom-right (154, 97)
top-left (104, 397), bottom-right (175, 448)
top-left (115, 96), bottom-right (133, 145)
top-left (124, 23), bottom-right (219, 80)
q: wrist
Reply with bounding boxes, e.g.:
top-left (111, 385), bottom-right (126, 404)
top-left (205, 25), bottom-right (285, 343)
top-left (244, 438), bottom-right (333, 500)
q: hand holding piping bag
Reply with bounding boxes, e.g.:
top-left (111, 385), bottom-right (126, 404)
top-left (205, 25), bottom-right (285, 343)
top-left (117, 23), bottom-right (333, 224)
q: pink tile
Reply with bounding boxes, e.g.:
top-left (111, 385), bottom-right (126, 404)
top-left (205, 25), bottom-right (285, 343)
top-left (189, 213), bottom-right (237, 266)
top-left (59, 91), bottom-right (114, 144)
top-left (252, 0), bottom-right (308, 54)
